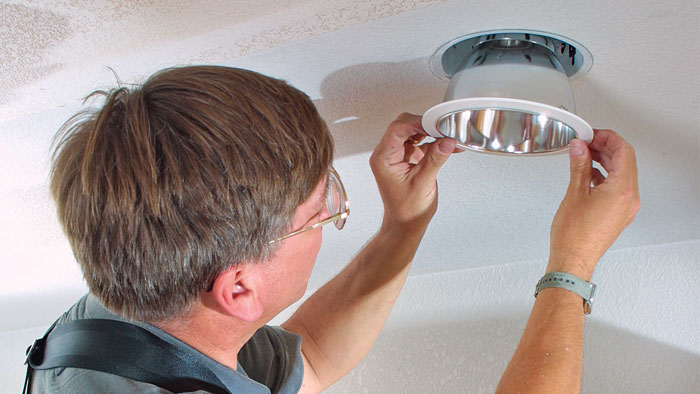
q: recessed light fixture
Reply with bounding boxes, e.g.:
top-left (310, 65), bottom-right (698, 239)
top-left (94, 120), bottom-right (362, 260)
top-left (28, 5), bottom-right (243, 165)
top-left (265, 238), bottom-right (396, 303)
top-left (423, 30), bottom-right (594, 155)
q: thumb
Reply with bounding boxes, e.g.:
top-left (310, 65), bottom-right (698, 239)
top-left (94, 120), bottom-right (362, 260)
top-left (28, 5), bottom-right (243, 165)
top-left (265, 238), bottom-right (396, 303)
top-left (567, 139), bottom-right (592, 194)
top-left (415, 137), bottom-right (454, 183)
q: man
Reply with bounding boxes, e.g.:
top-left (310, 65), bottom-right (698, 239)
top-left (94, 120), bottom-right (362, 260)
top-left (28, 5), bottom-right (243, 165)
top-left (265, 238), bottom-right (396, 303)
top-left (27, 65), bottom-right (639, 393)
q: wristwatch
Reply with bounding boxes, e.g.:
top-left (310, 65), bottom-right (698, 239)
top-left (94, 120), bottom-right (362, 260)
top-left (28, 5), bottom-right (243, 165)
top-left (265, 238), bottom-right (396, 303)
top-left (535, 271), bottom-right (597, 315)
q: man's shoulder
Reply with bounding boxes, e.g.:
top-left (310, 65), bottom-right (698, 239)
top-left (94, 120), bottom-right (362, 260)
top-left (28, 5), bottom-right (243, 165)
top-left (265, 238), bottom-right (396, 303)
top-left (29, 296), bottom-right (303, 394)
top-left (53, 293), bottom-right (116, 325)
top-left (30, 295), bottom-right (160, 393)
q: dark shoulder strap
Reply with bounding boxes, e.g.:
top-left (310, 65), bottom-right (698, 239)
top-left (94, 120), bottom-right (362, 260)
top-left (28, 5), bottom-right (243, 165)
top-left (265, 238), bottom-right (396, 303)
top-left (24, 318), bottom-right (229, 394)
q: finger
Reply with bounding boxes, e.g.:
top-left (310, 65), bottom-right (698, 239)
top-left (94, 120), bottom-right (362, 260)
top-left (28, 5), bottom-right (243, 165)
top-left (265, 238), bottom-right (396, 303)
top-left (373, 113), bottom-right (427, 166)
top-left (589, 130), bottom-right (621, 170)
top-left (591, 167), bottom-right (606, 188)
top-left (414, 138), bottom-right (456, 184)
top-left (403, 141), bottom-right (426, 164)
top-left (589, 129), bottom-right (634, 173)
top-left (589, 129), bottom-right (628, 155)
top-left (589, 129), bottom-right (638, 189)
top-left (567, 139), bottom-right (593, 195)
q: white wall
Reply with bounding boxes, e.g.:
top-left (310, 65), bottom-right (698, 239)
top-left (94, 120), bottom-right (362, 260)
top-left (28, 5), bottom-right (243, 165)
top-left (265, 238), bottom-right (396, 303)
top-left (4, 240), bottom-right (698, 393)
top-left (327, 240), bottom-right (700, 394)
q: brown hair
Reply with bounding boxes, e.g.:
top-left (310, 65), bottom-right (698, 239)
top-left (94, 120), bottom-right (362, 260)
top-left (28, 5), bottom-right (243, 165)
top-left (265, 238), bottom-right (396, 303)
top-left (50, 66), bottom-right (333, 321)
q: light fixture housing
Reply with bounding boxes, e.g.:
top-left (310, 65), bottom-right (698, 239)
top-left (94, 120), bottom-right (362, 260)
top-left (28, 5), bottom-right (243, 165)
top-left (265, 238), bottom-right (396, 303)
top-left (423, 30), bottom-right (594, 155)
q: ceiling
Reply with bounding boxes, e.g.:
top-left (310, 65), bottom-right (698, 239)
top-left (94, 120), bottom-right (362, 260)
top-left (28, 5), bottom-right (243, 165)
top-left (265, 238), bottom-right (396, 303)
top-left (1, 0), bottom-right (699, 298)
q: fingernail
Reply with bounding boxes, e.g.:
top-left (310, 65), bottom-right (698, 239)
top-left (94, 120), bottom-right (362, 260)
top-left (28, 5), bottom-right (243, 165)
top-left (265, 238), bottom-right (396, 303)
top-left (570, 139), bottom-right (584, 157)
top-left (409, 134), bottom-right (424, 145)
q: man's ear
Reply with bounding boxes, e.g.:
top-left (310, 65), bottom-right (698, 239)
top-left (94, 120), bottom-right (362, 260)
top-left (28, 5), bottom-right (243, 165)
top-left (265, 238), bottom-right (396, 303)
top-left (210, 265), bottom-right (264, 322)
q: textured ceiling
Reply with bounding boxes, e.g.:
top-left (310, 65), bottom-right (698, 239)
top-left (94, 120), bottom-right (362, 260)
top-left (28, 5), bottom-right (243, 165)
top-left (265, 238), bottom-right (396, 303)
top-left (0, 0), bottom-right (444, 119)
top-left (1, 0), bottom-right (699, 298)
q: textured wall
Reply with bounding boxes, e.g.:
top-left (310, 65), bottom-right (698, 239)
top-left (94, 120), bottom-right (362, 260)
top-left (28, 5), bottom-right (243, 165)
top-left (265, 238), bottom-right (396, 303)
top-left (4, 240), bottom-right (698, 392)
top-left (326, 240), bottom-right (700, 394)
top-left (1, 0), bottom-right (445, 121)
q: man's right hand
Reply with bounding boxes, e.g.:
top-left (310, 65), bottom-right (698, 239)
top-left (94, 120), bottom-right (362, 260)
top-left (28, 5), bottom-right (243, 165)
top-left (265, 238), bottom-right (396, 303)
top-left (547, 129), bottom-right (641, 280)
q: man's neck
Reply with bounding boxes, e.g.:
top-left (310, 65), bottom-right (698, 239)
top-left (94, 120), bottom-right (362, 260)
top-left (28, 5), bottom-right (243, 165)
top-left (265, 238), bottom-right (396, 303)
top-left (154, 305), bottom-right (260, 371)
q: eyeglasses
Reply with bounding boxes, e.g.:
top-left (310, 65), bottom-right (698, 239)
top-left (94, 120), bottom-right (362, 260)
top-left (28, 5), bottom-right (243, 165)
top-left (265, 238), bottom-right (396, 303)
top-left (270, 167), bottom-right (350, 244)
top-left (205, 167), bottom-right (349, 292)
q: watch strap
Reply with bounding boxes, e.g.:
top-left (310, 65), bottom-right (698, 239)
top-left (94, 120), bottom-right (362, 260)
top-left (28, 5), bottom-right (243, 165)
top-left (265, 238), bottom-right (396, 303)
top-left (535, 271), bottom-right (596, 314)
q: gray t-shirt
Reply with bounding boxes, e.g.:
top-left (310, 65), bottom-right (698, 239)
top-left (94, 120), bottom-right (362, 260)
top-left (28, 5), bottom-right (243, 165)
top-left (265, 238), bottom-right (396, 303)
top-left (29, 294), bottom-right (304, 394)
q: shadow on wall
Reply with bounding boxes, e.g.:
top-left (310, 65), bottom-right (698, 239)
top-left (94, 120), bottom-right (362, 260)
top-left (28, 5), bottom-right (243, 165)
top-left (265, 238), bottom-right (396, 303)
top-left (313, 57), bottom-right (447, 158)
top-left (328, 315), bottom-right (700, 394)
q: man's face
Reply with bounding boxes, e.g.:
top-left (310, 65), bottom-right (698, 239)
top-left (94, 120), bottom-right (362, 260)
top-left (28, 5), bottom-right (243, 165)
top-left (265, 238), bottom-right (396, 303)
top-left (258, 174), bottom-right (329, 318)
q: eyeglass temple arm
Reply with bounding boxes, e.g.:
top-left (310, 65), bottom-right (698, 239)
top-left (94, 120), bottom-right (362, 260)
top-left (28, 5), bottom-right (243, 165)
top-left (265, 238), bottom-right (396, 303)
top-left (269, 211), bottom-right (349, 244)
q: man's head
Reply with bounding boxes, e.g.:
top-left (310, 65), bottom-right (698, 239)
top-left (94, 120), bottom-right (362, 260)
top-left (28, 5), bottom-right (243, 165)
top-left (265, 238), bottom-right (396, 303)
top-left (50, 66), bottom-right (334, 322)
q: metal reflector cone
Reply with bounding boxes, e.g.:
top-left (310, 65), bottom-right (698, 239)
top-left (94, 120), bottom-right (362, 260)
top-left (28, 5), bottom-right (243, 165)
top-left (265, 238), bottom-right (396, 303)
top-left (423, 31), bottom-right (593, 155)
